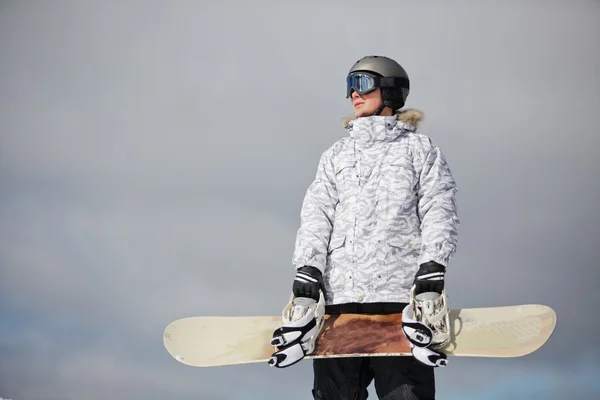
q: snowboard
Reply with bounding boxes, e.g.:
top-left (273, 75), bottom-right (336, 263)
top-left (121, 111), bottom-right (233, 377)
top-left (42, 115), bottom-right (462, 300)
top-left (163, 304), bottom-right (556, 368)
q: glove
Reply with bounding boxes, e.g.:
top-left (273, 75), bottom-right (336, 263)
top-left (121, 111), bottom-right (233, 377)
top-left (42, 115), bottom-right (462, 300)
top-left (413, 261), bottom-right (446, 295)
top-left (292, 266), bottom-right (323, 301)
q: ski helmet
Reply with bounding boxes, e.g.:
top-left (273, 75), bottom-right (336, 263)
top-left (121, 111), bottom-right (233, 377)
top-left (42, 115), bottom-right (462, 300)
top-left (346, 55), bottom-right (410, 113)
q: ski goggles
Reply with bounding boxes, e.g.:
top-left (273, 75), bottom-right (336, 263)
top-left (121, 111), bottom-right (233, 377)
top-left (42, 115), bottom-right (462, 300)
top-left (346, 72), bottom-right (380, 98)
top-left (346, 72), bottom-right (410, 98)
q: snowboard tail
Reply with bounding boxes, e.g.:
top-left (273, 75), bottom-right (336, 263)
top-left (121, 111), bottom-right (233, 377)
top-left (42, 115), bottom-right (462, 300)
top-left (163, 304), bottom-right (556, 368)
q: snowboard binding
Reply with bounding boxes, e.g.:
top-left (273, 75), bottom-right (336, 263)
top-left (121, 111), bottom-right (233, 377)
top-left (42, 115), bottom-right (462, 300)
top-left (410, 286), bottom-right (451, 348)
top-left (401, 287), bottom-right (451, 367)
top-left (268, 291), bottom-right (326, 368)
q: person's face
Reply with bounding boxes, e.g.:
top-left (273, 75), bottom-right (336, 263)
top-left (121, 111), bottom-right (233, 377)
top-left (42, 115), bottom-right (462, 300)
top-left (351, 88), bottom-right (392, 117)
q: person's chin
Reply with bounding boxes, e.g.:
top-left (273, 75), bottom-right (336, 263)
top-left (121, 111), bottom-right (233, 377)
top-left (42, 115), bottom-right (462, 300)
top-left (354, 107), bottom-right (368, 118)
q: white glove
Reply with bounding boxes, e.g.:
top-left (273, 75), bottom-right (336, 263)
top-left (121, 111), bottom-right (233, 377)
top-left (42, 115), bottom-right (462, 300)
top-left (268, 294), bottom-right (325, 368)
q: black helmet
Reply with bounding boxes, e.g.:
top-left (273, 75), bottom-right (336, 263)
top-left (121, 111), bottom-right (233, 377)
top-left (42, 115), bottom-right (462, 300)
top-left (346, 55), bottom-right (410, 112)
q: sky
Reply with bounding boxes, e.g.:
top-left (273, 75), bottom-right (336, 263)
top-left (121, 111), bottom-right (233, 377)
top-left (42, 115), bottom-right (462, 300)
top-left (1, 0), bottom-right (599, 399)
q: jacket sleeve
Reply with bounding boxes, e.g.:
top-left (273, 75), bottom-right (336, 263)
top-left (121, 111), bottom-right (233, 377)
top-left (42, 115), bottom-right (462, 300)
top-left (416, 140), bottom-right (460, 268)
top-left (292, 150), bottom-right (339, 274)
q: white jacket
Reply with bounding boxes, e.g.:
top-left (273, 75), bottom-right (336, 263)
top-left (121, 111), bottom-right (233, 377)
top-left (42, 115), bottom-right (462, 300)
top-left (292, 109), bottom-right (459, 305)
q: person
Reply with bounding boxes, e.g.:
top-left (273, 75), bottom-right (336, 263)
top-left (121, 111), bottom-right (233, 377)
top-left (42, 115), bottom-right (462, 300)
top-left (268, 55), bottom-right (460, 399)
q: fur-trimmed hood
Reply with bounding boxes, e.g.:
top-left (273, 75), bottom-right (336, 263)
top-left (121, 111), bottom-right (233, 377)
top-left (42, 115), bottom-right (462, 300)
top-left (342, 108), bottom-right (425, 146)
top-left (343, 108), bottom-right (424, 130)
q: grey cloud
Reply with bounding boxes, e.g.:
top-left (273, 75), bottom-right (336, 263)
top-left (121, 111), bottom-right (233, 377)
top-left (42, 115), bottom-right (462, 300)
top-left (1, 0), bottom-right (599, 399)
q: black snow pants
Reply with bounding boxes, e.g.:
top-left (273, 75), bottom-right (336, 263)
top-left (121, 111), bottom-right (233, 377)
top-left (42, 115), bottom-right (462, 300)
top-left (311, 303), bottom-right (436, 400)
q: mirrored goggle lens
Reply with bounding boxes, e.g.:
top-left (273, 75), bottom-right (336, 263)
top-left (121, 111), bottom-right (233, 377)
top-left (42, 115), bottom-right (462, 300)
top-left (346, 73), bottom-right (378, 97)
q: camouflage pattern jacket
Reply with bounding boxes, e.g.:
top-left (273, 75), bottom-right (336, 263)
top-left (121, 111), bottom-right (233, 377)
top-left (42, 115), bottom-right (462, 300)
top-left (292, 109), bottom-right (459, 305)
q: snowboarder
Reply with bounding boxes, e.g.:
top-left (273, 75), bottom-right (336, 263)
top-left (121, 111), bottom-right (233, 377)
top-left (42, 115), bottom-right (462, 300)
top-left (269, 55), bottom-right (460, 399)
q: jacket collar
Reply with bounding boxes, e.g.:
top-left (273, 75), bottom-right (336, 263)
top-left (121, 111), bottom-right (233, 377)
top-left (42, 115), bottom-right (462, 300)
top-left (344, 109), bottom-right (424, 147)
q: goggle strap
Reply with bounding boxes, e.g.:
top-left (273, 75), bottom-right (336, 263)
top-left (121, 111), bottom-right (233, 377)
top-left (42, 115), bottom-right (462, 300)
top-left (380, 77), bottom-right (410, 90)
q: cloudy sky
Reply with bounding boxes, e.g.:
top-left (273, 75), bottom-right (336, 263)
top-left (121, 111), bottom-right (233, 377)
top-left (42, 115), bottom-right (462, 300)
top-left (1, 0), bottom-right (599, 399)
